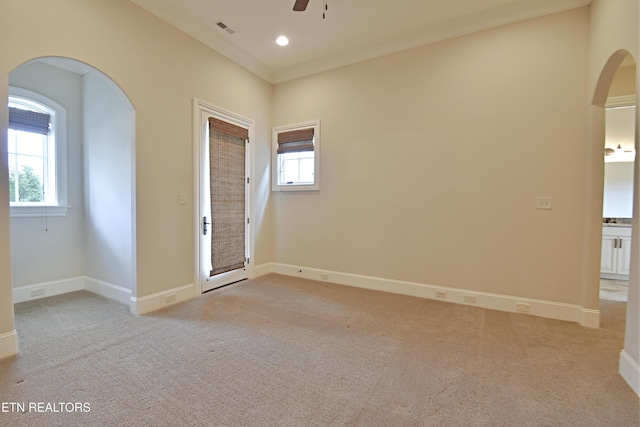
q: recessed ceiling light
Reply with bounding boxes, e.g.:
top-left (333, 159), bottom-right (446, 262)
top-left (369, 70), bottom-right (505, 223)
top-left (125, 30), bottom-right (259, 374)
top-left (276, 36), bottom-right (289, 46)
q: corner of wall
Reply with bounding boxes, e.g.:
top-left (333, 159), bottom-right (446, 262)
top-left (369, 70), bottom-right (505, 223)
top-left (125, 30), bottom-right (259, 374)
top-left (620, 350), bottom-right (640, 397)
top-left (0, 330), bottom-right (18, 360)
top-left (251, 263), bottom-right (273, 278)
top-left (129, 283), bottom-right (195, 316)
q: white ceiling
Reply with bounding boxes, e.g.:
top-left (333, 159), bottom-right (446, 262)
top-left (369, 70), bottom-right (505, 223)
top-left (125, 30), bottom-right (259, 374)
top-left (128, 0), bottom-right (591, 83)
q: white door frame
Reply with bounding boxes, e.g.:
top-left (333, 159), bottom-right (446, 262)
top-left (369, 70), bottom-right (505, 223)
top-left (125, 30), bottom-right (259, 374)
top-left (193, 98), bottom-right (253, 294)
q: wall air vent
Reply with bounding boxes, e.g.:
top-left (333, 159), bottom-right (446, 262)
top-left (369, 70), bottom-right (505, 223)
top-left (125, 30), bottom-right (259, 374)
top-left (215, 21), bottom-right (236, 35)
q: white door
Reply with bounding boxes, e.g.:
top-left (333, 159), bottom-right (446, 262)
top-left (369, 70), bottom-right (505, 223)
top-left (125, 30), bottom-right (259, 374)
top-left (197, 104), bottom-right (250, 293)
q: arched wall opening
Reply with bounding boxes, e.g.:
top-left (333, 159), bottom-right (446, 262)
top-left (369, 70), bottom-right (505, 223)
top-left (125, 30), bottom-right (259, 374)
top-left (590, 49), bottom-right (638, 396)
top-left (7, 57), bottom-right (136, 315)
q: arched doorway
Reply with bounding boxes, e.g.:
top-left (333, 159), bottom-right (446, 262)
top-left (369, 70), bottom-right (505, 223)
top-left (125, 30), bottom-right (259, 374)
top-left (591, 49), bottom-right (638, 395)
top-left (600, 54), bottom-right (636, 298)
top-left (7, 57), bottom-right (136, 314)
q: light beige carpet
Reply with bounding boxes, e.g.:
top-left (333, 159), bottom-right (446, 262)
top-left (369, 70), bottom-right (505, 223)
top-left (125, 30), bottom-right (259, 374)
top-left (0, 273), bottom-right (638, 426)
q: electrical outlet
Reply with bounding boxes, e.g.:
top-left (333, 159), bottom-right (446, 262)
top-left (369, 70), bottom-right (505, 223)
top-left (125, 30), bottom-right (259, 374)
top-left (165, 293), bottom-right (177, 304)
top-left (463, 295), bottom-right (476, 304)
top-left (30, 288), bottom-right (45, 298)
top-left (321, 274), bottom-right (329, 281)
top-left (516, 302), bottom-right (530, 312)
top-left (435, 291), bottom-right (447, 299)
top-left (179, 193), bottom-right (187, 205)
top-left (536, 197), bottom-right (552, 210)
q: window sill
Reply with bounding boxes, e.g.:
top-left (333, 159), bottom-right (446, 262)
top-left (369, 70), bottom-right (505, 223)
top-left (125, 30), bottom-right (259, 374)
top-left (10, 205), bottom-right (71, 218)
top-left (272, 183), bottom-right (319, 192)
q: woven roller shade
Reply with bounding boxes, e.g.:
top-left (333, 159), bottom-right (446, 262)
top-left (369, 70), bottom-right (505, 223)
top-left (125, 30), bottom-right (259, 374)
top-left (209, 118), bottom-right (246, 277)
top-left (277, 128), bottom-right (314, 154)
top-left (209, 117), bottom-right (248, 140)
top-left (9, 107), bottom-right (50, 135)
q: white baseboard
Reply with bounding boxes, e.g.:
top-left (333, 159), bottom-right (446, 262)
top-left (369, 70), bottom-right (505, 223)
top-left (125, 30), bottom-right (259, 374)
top-left (13, 277), bottom-right (132, 306)
top-left (84, 277), bottom-right (132, 306)
top-left (579, 308), bottom-right (601, 329)
top-left (620, 350), bottom-right (640, 398)
top-left (251, 263), bottom-right (273, 278)
top-left (13, 277), bottom-right (196, 316)
top-left (129, 283), bottom-right (195, 316)
top-left (0, 330), bottom-right (18, 360)
top-left (268, 263), bottom-right (600, 328)
top-left (13, 277), bottom-right (85, 304)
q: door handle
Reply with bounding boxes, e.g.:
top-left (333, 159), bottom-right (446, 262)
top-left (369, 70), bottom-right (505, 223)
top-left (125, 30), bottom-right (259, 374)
top-left (203, 216), bottom-right (210, 235)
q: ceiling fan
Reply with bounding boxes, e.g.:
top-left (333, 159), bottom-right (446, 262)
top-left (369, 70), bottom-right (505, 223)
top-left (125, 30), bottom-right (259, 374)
top-left (293, 0), bottom-right (310, 11)
top-left (293, 0), bottom-right (328, 17)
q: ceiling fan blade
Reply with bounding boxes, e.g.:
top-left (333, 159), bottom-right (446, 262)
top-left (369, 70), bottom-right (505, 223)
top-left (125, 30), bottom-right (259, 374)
top-left (293, 0), bottom-right (310, 12)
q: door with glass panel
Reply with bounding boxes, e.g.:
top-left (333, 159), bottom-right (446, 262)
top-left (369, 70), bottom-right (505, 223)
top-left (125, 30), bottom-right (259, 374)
top-left (200, 111), bottom-right (250, 292)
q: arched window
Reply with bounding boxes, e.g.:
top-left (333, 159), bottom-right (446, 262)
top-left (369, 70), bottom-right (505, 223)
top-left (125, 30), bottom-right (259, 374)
top-left (7, 87), bottom-right (68, 217)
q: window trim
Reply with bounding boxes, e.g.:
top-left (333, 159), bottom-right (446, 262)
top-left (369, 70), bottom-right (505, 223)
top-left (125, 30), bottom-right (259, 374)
top-left (8, 86), bottom-right (69, 217)
top-left (272, 120), bottom-right (320, 192)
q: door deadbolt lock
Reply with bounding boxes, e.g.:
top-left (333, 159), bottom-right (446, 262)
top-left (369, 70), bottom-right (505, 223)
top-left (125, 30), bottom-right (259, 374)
top-left (203, 216), bottom-right (210, 235)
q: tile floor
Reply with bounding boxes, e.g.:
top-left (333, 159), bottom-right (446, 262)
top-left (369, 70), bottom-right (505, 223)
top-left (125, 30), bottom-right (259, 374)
top-left (600, 279), bottom-right (628, 302)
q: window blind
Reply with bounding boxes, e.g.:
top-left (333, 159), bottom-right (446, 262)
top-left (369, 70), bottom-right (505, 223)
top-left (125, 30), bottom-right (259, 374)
top-left (9, 107), bottom-right (50, 135)
top-left (277, 128), bottom-right (314, 154)
top-left (208, 117), bottom-right (247, 276)
top-left (209, 117), bottom-right (248, 140)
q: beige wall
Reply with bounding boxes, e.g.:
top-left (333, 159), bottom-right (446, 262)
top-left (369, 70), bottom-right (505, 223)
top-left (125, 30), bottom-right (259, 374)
top-left (0, 0), bottom-right (638, 396)
top-left (0, 74), bottom-right (13, 343)
top-left (273, 8), bottom-right (589, 304)
top-left (0, 0), bottom-right (273, 345)
top-left (609, 64), bottom-right (637, 98)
